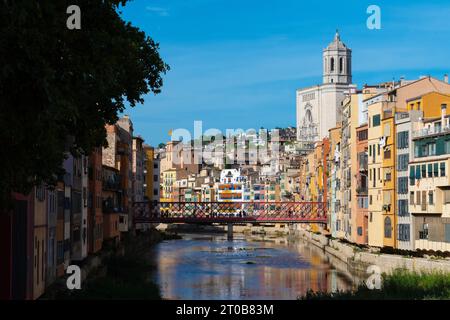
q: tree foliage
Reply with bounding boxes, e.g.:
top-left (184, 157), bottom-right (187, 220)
top-left (0, 0), bottom-right (169, 207)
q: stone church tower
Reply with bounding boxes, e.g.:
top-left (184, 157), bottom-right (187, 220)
top-left (296, 31), bottom-right (355, 149)
top-left (323, 30), bottom-right (352, 85)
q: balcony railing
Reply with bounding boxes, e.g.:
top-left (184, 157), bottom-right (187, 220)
top-left (412, 125), bottom-right (450, 139)
top-left (395, 112), bottom-right (409, 121)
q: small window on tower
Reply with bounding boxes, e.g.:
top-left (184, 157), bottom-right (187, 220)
top-left (330, 57), bottom-right (335, 72)
top-left (339, 57), bottom-right (343, 73)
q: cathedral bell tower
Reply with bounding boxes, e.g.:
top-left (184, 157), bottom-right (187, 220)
top-left (323, 30), bottom-right (352, 84)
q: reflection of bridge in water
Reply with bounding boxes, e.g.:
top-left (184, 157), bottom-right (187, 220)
top-left (133, 201), bottom-right (327, 238)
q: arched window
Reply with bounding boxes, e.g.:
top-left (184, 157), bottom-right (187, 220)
top-left (324, 58), bottom-right (327, 73)
top-left (339, 57), bottom-right (343, 74)
top-left (384, 217), bottom-right (392, 238)
top-left (330, 58), bottom-right (335, 72)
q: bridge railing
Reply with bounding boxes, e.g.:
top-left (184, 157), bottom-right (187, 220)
top-left (133, 201), bottom-right (327, 223)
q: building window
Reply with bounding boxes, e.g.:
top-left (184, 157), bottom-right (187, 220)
top-left (419, 224), bottom-right (429, 240)
top-left (83, 187), bottom-right (87, 207)
top-left (36, 186), bottom-right (45, 201)
top-left (440, 162), bottom-right (446, 177)
top-left (422, 191), bottom-right (427, 211)
top-left (428, 164), bottom-right (433, 178)
top-left (421, 144), bottom-right (428, 157)
top-left (434, 163), bottom-right (439, 177)
top-left (398, 199), bottom-right (408, 216)
top-left (357, 227), bottom-right (363, 236)
top-left (398, 224), bottom-right (410, 241)
top-left (446, 140), bottom-right (450, 154)
top-left (445, 224), bottom-right (450, 243)
top-left (444, 190), bottom-right (450, 204)
top-left (357, 129), bottom-right (368, 141)
top-left (397, 131), bottom-right (409, 149)
top-left (73, 228), bottom-right (81, 242)
top-left (72, 192), bottom-right (82, 214)
top-left (397, 154), bottom-right (409, 171)
top-left (421, 164), bottom-right (426, 178)
top-left (384, 217), bottom-right (392, 238)
top-left (339, 57), bottom-right (343, 73)
top-left (410, 191), bottom-right (415, 205)
top-left (428, 191), bottom-right (434, 205)
top-left (372, 114), bottom-right (381, 127)
top-left (372, 168), bottom-right (376, 187)
top-left (416, 191), bottom-right (421, 205)
top-left (409, 166), bottom-right (415, 186)
top-left (330, 57), bottom-right (335, 72)
top-left (398, 177), bottom-right (408, 194)
top-left (428, 143), bottom-right (436, 156)
top-left (385, 172), bottom-right (392, 181)
top-left (384, 149), bottom-right (391, 159)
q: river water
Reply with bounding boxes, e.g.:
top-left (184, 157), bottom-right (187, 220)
top-left (148, 233), bottom-right (357, 300)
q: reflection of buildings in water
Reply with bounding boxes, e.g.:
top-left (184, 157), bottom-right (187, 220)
top-left (154, 236), bottom-right (354, 299)
top-left (329, 269), bottom-right (338, 293)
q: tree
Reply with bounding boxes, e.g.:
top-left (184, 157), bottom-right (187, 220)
top-left (0, 1), bottom-right (169, 208)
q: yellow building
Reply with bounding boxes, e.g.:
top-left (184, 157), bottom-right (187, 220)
top-left (144, 146), bottom-right (155, 200)
top-left (161, 169), bottom-right (177, 202)
top-left (407, 92), bottom-right (450, 117)
top-left (367, 96), bottom-right (386, 247)
top-left (328, 125), bottom-right (342, 238)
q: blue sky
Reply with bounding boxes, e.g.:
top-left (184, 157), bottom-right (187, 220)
top-left (118, 0), bottom-right (450, 145)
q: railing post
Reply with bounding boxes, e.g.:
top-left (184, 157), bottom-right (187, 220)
top-left (227, 223), bottom-right (233, 241)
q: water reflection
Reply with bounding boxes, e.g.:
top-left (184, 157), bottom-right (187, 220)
top-left (149, 233), bottom-right (354, 300)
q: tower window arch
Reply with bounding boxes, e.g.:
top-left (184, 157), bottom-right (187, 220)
top-left (339, 57), bottom-right (343, 74)
top-left (330, 57), bottom-right (335, 72)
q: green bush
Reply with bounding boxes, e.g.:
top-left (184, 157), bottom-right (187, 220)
top-left (300, 269), bottom-right (450, 300)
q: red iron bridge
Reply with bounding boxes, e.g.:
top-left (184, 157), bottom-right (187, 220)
top-left (133, 201), bottom-right (327, 225)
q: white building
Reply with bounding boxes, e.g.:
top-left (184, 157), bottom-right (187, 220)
top-left (217, 169), bottom-right (245, 202)
top-left (296, 31), bottom-right (355, 149)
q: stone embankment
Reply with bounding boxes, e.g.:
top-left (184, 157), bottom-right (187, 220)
top-left (292, 228), bottom-right (450, 275)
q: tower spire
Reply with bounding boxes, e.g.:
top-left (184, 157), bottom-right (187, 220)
top-left (335, 29), bottom-right (340, 41)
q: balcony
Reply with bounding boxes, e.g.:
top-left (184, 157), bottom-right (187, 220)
top-left (356, 186), bottom-right (368, 195)
top-left (395, 112), bottom-right (409, 121)
top-left (382, 102), bottom-right (396, 119)
top-left (412, 125), bottom-right (450, 139)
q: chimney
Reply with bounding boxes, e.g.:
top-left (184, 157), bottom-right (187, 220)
top-left (445, 74), bottom-right (449, 84)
